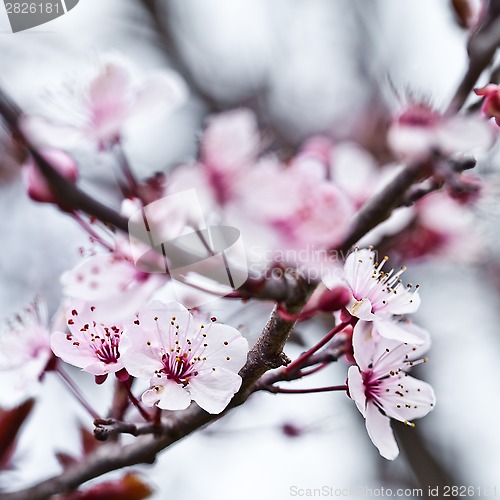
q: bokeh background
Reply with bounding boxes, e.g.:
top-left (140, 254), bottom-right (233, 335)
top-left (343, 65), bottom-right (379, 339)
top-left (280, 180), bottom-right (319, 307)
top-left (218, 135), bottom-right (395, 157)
top-left (1, 0), bottom-right (500, 498)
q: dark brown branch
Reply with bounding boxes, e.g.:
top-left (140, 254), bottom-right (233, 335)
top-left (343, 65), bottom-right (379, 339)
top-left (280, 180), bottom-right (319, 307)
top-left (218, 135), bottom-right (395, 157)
top-left (255, 342), bottom-right (345, 391)
top-left (446, 0), bottom-right (500, 114)
top-left (139, 0), bottom-right (222, 112)
top-left (338, 161), bottom-right (431, 253)
top-left (1, 296), bottom-right (312, 500)
top-left (0, 88), bottom-right (300, 305)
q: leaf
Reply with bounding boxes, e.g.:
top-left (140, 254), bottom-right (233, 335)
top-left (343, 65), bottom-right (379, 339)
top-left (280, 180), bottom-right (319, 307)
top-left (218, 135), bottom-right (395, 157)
top-left (0, 399), bottom-right (35, 470)
top-left (61, 473), bottom-right (153, 500)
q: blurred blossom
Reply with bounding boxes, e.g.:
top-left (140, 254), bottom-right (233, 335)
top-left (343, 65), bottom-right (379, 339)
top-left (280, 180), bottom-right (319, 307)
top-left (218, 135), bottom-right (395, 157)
top-left (392, 192), bottom-right (481, 262)
top-left (120, 301), bottom-right (248, 414)
top-left (475, 84), bottom-right (500, 126)
top-left (167, 109), bottom-right (355, 276)
top-left (0, 300), bottom-right (52, 408)
top-left (387, 103), bottom-right (494, 162)
top-left (22, 54), bottom-right (187, 151)
top-left (61, 236), bottom-right (167, 325)
top-left (201, 109), bottom-right (260, 205)
top-left (347, 320), bottom-right (435, 460)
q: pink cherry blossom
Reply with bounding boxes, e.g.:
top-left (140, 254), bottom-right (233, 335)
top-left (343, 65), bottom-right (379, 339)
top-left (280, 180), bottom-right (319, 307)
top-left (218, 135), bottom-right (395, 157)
top-left (240, 158), bottom-right (354, 254)
top-left (392, 192), bottom-right (481, 262)
top-left (329, 142), bottom-right (381, 209)
top-left (387, 104), bottom-right (493, 162)
top-left (347, 321), bottom-right (435, 460)
top-left (0, 300), bottom-right (53, 407)
top-left (475, 84), bottom-right (500, 125)
top-left (51, 303), bottom-right (124, 376)
top-left (22, 148), bottom-right (79, 204)
top-left (23, 54), bottom-right (187, 150)
top-left (201, 109), bottom-right (260, 205)
top-left (120, 301), bottom-right (248, 414)
top-left (341, 248), bottom-right (427, 344)
top-left (61, 235), bottom-right (167, 324)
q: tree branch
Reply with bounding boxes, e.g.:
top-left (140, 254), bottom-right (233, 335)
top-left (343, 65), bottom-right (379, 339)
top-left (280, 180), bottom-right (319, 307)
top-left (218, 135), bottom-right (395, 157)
top-left (1, 296), bottom-right (313, 500)
top-left (446, 0), bottom-right (500, 114)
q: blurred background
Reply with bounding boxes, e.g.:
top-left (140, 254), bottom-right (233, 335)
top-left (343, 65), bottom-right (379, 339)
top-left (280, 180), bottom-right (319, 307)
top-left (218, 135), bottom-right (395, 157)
top-left (1, 0), bottom-right (500, 498)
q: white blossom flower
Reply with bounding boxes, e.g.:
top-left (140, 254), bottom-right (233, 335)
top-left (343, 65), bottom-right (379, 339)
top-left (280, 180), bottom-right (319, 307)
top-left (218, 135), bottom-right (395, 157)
top-left (342, 248), bottom-right (427, 344)
top-left (0, 300), bottom-right (52, 407)
top-left (347, 321), bottom-right (435, 460)
top-left (51, 303), bottom-right (124, 377)
top-left (120, 301), bottom-right (248, 414)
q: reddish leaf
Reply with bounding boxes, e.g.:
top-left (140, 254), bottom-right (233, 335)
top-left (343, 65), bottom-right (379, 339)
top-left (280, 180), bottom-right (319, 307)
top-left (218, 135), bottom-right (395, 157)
top-left (62, 473), bottom-right (153, 500)
top-left (80, 426), bottom-right (103, 457)
top-left (0, 399), bottom-right (35, 469)
top-left (55, 452), bottom-right (79, 470)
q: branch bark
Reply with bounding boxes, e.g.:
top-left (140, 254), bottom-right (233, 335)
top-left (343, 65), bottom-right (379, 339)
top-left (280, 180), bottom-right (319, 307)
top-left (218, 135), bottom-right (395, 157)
top-left (0, 301), bottom-right (311, 500)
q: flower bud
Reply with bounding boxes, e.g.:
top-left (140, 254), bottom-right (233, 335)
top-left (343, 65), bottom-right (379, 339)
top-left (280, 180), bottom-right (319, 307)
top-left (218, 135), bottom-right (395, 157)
top-left (317, 285), bottom-right (351, 312)
top-left (23, 148), bottom-right (79, 204)
top-left (475, 84), bottom-right (500, 125)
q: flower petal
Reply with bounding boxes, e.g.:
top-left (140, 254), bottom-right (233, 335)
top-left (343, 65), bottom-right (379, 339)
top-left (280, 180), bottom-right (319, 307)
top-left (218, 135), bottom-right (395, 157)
top-left (351, 321), bottom-right (376, 371)
top-left (51, 330), bottom-right (99, 370)
top-left (349, 298), bottom-right (376, 321)
top-left (132, 71), bottom-right (187, 117)
top-left (437, 115), bottom-right (494, 155)
top-left (374, 319), bottom-right (426, 345)
top-left (200, 323), bottom-right (248, 372)
top-left (365, 403), bottom-right (399, 460)
top-left (347, 365), bottom-right (367, 417)
top-left (188, 367), bottom-right (242, 414)
top-left (381, 375), bottom-right (436, 422)
top-left (142, 378), bottom-right (191, 411)
top-left (119, 327), bottom-right (163, 379)
top-left (343, 248), bottom-right (378, 294)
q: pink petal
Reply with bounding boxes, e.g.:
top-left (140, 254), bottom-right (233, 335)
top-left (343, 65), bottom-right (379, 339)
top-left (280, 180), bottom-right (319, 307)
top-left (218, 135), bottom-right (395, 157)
top-left (88, 60), bottom-right (132, 110)
top-left (343, 248), bottom-right (378, 294)
top-left (142, 378), bottom-right (191, 411)
top-left (200, 323), bottom-right (248, 372)
top-left (201, 109), bottom-right (260, 172)
top-left (437, 115), bottom-right (494, 155)
top-left (374, 318), bottom-right (427, 345)
top-left (20, 115), bottom-right (84, 149)
top-left (365, 403), bottom-right (399, 460)
top-left (61, 254), bottom-right (138, 302)
top-left (119, 327), bottom-right (163, 379)
top-left (387, 125), bottom-right (435, 162)
top-left (347, 365), bottom-right (367, 416)
top-left (51, 330), bottom-right (99, 371)
top-left (351, 321), bottom-right (376, 371)
top-left (188, 367), bottom-right (242, 414)
top-left (381, 375), bottom-right (436, 422)
top-left (349, 298), bottom-right (376, 321)
top-left (132, 71), bottom-right (187, 117)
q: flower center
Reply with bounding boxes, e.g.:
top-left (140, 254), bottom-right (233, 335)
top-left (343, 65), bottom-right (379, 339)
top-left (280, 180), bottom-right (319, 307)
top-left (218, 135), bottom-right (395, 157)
top-left (398, 106), bottom-right (440, 127)
top-left (161, 352), bottom-right (197, 384)
top-left (92, 327), bottom-right (121, 364)
top-left (362, 369), bottom-right (384, 402)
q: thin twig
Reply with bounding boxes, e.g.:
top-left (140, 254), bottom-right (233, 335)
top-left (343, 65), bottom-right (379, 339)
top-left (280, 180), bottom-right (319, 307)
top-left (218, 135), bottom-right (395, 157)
top-left (56, 367), bottom-right (100, 421)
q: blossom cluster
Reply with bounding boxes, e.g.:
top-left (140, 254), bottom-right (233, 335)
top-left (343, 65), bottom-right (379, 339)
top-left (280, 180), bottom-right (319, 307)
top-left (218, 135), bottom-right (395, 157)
top-left (3, 50), bottom-right (499, 474)
top-left (336, 248), bottom-right (435, 459)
